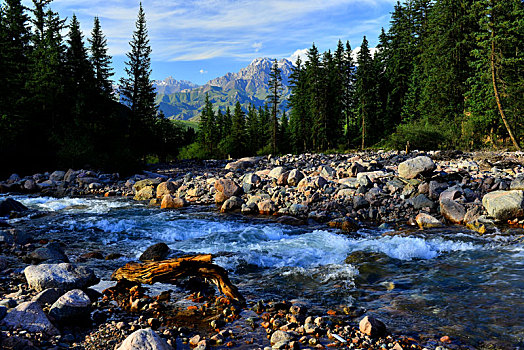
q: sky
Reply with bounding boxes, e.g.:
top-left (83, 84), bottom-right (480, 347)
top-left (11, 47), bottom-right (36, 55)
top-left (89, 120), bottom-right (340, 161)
top-left (29, 0), bottom-right (397, 85)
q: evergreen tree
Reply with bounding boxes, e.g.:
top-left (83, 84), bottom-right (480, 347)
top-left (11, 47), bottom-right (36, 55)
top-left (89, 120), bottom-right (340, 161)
top-left (288, 56), bottom-right (310, 153)
top-left (119, 2), bottom-right (157, 159)
top-left (198, 94), bottom-right (217, 153)
top-left (418, 0), bottom-right (478, 146)
top-left (0, 0), bottom-right (32, 168)
top-left (355, 36), bottom-right (378, 149)
top-left (267, 59), bottom-right (282, 153)
top-left (465, 0), bottom-right (523, 149)
top-left (88, 16), bottom-right (113, 97)
top-left (230, 102), bottom-right (246, 157)
top-left (279, 110), bottom-right (291, 154)
top-left (306, 43), bottom-right (323, 151)
top-left (343, 41), bottom-right (357, 148)
top-left (245, 104), bottom-right (259, 154)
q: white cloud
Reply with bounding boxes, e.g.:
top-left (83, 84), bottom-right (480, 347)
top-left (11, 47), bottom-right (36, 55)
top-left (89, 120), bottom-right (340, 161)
top-left (199, 69), bottom-right (208, 74)
top-left (39, 0), bottom-right (395, 61)
top-left (287, 48), bottom-right (309, 63)
top-left (252, 42), bottom-right (263, 52)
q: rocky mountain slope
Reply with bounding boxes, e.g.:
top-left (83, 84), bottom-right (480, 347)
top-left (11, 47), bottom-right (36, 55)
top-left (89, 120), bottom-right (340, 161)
top-left (155, 58), bottom-right (294, 120)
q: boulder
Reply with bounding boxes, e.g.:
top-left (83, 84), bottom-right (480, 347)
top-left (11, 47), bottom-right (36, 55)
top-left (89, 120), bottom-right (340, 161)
top-left (288, 203), bottom-right (308, 216)
top-left (156, 181), bottom-right (177, 199)
top-left (429, 181), bottom-right (448, 200)
top-left (221, 196), bottom-right (243, 213)
top-left (225, 157), bottom-right (256, 171)
top-left (214, 179), bottom-right (242, 203)
top-left (410, 194), bottom-right (437, 211)
top-left (0, 305), bottom-right (6, 320)
top-left (2, 301), bottom-right (59, 335)
top-left (23, 179), bottom-right (38, 192)
top-left (116, 328), bottom-right (172, 350)
top-left (0, 198), bottom-right (28, 217)
top-left (134, 187), bottom-right (155, 201)
top-left (242, 173), bottom-right (261, 193)
top-left (270, 330), bottom-right (293, 345)
top-left (398, 156), bottom-right (436, 179)
top-left (269, 166), bottom-right (286, 179)
top-left (482, 190), bottom-right (524, 221)
top-left (276, 171), bottom-right (290, 186)
top-left (27, 242), bottom-right (68, 264)
top-left (139, 243), bottom-right (170, 262)
top-left (49, 171), bottom-right (66, 182)
top-left (258, 200), bottom-right (277, 215)
top-left (24, 263), bottom-right (99, 292)
top-left (48, 289), bottom-right (91, 323)
top-left (287, 170), bottom-right (305, 187)
top-left (510, 174), bottom-right (524, 190)
top-left (359, 315), bottom-right (386, 338)
top-left (319, 165), bottom-right (335, 179)
top-left (440, 199), bottom-right (466, 224)
top-left (133, 179), bottom-right (161, 193)
top-left (415, 213), bottom-right (444, 229)
top-left (32, 288), bottom-right (62, 306)
top-left (160, 195), bottom-right (186, 209)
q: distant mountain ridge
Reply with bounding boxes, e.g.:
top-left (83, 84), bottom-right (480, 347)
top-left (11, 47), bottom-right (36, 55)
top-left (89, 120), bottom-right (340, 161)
top-left (154, 57), bottom-right (294, 120)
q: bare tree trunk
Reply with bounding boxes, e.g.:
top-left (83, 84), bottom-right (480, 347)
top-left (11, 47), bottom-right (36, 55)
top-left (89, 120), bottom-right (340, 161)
top-left (490, 4), bottom-right (520, 150)
top-left (111, 254), bottom-right (245, 304)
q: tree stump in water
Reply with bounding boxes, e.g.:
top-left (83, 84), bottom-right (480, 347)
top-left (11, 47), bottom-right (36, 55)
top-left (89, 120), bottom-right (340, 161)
top-left (111, 254), bottom-right (245, 304)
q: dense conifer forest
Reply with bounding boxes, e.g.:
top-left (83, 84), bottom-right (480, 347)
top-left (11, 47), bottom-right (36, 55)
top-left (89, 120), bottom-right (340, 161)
top-left (193, 0), bottom-right (523, 158)
top-left (0, 0), bottom-right (194, 176)
top-left (0, 0), bottom-right (522, 173)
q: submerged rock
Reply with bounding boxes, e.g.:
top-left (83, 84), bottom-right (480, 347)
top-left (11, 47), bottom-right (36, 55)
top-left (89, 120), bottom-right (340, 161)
top-left (24, 263), bottom-right (99, 292)
top-left (0, 198), bottom-right (28, 217)
top-left (116, 328), bottom-right (172, 350)
top-left (139, 243), bottom-right (170, 262)
top-left (27, 242), bottom-right (68, 264)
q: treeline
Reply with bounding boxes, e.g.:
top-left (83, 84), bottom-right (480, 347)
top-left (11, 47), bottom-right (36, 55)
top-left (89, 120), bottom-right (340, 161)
top-left (191, 0), bottom-right (522, 158)
top-left (288, 0), bottom-right (523, 152)
top-left (0, 0), bottom-right (192, 176)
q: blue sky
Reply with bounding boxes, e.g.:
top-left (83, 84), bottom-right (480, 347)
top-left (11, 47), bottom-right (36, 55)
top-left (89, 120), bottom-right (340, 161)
top-left (35, 0), bottom-right (396, 85)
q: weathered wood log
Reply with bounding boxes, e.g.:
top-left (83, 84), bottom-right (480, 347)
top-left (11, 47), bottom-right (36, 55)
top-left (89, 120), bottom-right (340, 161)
top-left (111, 254), bottom-right (245, 304)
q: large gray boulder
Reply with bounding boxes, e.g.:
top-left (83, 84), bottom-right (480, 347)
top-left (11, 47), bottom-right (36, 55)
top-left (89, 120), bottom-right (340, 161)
top-left (2, 301), bottom-right (59, 335)
top-left (287, 170), bottom-right (305, 187)
top-left (268, 166), bottom-right (286, 179)
top-left (482, 190), bottom-right (524, 221)
top-left (48, 289), bottom-right (91, 323)
top-left (116, 328), bottom-right (172, 350)
top-left (27, 242), bottom-right (68, 264)
top-left (398, 156), bottom-right (436, 179)
top-left (24, 263), bottom-right (99, 292)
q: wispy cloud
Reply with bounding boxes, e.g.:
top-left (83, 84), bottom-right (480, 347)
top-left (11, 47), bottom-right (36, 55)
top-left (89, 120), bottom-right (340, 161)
top-left (35, 0), bottom-right (395, 62)
top-left (199, 69), bottom-right (208, 74)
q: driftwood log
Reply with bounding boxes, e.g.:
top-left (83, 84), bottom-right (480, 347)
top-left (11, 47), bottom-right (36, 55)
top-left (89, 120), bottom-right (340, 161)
top-left (111, 254), bottom-right (245, 304)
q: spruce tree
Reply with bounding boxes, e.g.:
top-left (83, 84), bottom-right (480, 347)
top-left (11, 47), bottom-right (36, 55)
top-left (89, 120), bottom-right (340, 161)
top-left (119, 2), bottom-right (157, 158)
top-left (288, 56), bottom-right (309, 153)
top-left (88, 16), bottom-right (113, 97)
top-left (305, 43), bottom-right (323, 151)
top-left (230, 102), bottom-right (246, 157)
top-left (267, 59), bottom-right (282, 153)
top-left (355, 36), bottom-right (377, 149)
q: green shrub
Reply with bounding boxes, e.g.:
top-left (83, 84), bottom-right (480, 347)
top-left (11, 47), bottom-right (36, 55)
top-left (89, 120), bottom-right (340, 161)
top-left (385, 119), bottom-right (449, 151)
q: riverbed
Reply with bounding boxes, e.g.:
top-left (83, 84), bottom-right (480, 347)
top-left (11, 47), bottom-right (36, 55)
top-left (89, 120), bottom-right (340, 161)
top-left (4, 194), bottom-right (524, 349)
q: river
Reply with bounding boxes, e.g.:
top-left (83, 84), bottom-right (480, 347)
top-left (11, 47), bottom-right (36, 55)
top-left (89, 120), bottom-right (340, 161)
top-left (3, 194), bottom-right (524, 349)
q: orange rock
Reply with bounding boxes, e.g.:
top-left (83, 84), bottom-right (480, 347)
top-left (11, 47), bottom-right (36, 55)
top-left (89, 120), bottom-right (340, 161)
top-left (440, 335), bottom-right (451, 343)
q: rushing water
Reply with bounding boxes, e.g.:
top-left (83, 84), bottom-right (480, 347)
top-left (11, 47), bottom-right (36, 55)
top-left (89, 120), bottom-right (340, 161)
top-left (3, 195), bottom-right (524, 348)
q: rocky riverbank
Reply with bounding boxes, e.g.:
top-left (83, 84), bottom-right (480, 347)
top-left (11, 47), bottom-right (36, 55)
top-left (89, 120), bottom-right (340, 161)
top-left (3, 150), bottom-right (524, 232)
top-left (1, 150), bottom-right (524, 350)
